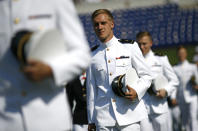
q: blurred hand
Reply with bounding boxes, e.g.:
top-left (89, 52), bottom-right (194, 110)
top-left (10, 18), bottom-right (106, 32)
top-left (88, 123), bottom-right (96, 131)
top-left (171, 98), bottom-right (178, 106)
top-left (124, 85), bottom-right (137, 101)
top-left (193, 85), bottom-right (198, 90)
top-left (22, 59), bottom-right (53, 81)
top-left (156, 89), bottom-right (167, 98)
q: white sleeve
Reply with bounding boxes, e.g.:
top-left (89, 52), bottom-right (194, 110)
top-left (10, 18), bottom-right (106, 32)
top-left (48, 0), bottom-right (91, 86)
top-left (170, 88), bottom-right (177, 99)
top-left (170, 66), bottom-right (179, 99)
top-left (161, 56), bottom-right (179, 96)
top-left (193, 64), bottom-right (198, 85)
top-left (130, 42), bottom-right (153, 100)
top-left (86, 64), bottom-right (96, 124)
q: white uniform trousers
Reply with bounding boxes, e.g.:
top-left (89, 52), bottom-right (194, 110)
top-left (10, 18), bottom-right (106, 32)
top-left (73, 124), bottom-right (88, 131)
top-left (167, 108), bottom-right (173, 131)
top-left (151, 113), bottom-right (169, 131)
top-left (150, 113), bottom-right (169, 131)
top-left (140, 113), bottom-right (169, 131)
top-left (140, 117), bottom-right (154, 131)
top-left (169, 106), bottom-right (181, 131)
top-left (179, 97), bottom-right (198, 131)
top-left (96, 122), bottom-right (140, 131)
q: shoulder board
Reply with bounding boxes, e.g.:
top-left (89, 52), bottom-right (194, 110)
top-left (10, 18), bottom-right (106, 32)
top-left (118, 39), bottom-right (135, 44)
top-left (91, 45), bottom-right (99, 52)
top-left (154, 52), bottom-right (165, 56)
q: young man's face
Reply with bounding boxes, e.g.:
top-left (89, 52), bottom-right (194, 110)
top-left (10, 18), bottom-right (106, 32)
top-left (178, 48), bottom-right (187, 62)
top-left (92, 13), bottom-right (114, 43)
top-left (137, 35), bottom-right (152, 56)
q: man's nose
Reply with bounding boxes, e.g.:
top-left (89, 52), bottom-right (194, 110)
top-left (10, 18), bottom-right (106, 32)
top-left (98, 23), bottom-right (103, 29)
top-left (139, 44), bottom-right (144, 49)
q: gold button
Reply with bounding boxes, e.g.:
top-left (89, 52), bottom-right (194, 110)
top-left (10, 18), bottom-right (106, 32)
top-left (112, 99), bottom-right (116, 102)
top-left (108, 60), bottom-right (111, 63)
top-left (82, 88), bottom-right (86, 91)
top-left (110, 72), bottom-right (112, 76)
top-left (107, 48), bottom-right (109, 51)
top-left (83, 94), bottom-right (86, 97)
top-left (14, 18), bottom-right (20, 24)
top-left (21, 91), bottom-right (27, 97)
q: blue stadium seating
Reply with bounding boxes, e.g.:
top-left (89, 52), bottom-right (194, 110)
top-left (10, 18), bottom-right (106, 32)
top-left (79, 4), bottom-right (198, 48)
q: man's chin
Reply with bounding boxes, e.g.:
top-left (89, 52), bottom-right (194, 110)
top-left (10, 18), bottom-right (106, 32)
top-left (98, 36), bottom-right (106, 42)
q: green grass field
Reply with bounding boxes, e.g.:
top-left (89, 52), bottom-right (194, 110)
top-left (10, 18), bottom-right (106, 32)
top-left (153, 45), bottom-right (197, 65)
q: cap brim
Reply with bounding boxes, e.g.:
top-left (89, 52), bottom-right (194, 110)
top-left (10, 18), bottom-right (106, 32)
top-left (25, 29), bottom-right (66, 64)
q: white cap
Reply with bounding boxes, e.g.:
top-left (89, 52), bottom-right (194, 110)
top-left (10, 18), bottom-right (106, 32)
top-left (25, 29), bottom-right (66, 64)
top-left (152, 74), bottom-right (169, 93)
top-left (122, 68), bottom-right (139, 93)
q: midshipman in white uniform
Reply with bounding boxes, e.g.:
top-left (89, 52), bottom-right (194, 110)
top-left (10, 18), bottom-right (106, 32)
top-left (136, 31), bottom-right (179, 131)
top-left (86, 9), bottom-right (153, 131)
top-left (173, 46), bottom-right (198, 131)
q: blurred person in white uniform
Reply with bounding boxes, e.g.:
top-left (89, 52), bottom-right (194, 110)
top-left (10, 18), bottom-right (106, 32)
top-left (193, 45), bottom-right (198, 123)
top-left (169, 45), bottom-right (198, 131)
top-left (136, 31), bottom-right (179, 131)
top-left (193, 46), bottom-right (198, 68)
top-left (173, 46), bottom-right (198, 131)
top-left (86, 9), bottom-right (153, 131)
top-left (0, 0), bottom-right (91, 131)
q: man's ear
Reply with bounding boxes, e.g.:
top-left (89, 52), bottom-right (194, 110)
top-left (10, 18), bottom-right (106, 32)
top-left (111, 21), bottom-right (114, 29)
top-left (150, 42), bottom-right (153, 46)
top-left (149, 40), bottom-right (153, 47)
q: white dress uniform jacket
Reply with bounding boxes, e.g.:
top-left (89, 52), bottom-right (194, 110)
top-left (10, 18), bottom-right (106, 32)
top-left (173, 60), bottom-right (198, 131)
top-left (143, 50), bottom-right (179, 114)
top-left (86, 36), bottom-right (153, 126)
top-left (173, 60), bottom-right (198, 103)
top-left (0, 0), bottom-right (91, 131)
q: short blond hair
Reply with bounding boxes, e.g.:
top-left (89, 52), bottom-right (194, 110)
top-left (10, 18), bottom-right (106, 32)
top-left (136, 31), bottom-right (153, 42)
top-left (91, 9), bottom-right (114, 22)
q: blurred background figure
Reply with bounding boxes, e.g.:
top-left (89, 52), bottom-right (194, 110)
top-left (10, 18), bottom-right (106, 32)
top-left (66, 71), bottom-right (88, 131)
top-left (0, 0), bottom-right (90, 131)
top-left (65, 45), bottom-right (98, 131)
top-left (172, 46), bottom-right (198, 131)
top-left (193, 46), bottom-right (198, 68)
top-left (192, 45), bottom-right (198, 128)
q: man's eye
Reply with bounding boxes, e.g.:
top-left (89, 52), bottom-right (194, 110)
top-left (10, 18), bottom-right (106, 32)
top-left (94, 23), bottom-right (99, 27)
top-left (140, 43), bottom-right (146, 45)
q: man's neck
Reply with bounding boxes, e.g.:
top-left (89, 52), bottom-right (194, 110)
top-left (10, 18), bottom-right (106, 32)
top-left (100, 36), bottom-right (115, 48)
top-left (100, 34), bottom-right (113, 43)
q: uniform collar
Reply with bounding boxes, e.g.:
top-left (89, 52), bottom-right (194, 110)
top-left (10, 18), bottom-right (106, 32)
top-left (179, 60), bottom-right (189, 65)
top-left (144, 50), bottom-right (153, 58)
top-left (101, 36), bottom-right (117, 48)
